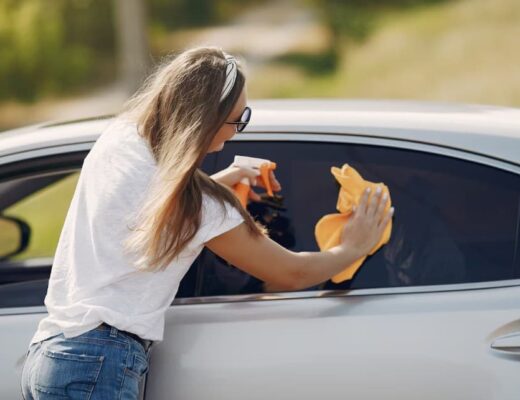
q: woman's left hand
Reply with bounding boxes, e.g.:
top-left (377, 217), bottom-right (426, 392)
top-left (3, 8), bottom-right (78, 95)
top-left (210, 164), bottom-right (282, 202)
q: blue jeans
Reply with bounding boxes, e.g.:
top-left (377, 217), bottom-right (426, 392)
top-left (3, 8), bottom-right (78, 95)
top-left (21, 324), bottom-right (153, 400)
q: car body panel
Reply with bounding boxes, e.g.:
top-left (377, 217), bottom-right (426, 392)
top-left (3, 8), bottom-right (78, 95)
top-left (3, 281), bottom-right (520, 400)
top-left (0, 100), bottom-right (519, 399)
top-left (149, 284), bottom-right (520, 400)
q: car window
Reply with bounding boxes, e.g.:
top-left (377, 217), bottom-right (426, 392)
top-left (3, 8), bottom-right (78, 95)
top-left (2, 172), bottom-right (80, 262)
top-left (0, 152), bottom-right (218, 307)
top-left (196, 140), bottom-right (520, 296)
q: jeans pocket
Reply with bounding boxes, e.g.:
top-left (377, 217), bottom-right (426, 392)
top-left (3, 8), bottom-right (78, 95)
top-left (126, 352), bottom-right (149, 380)
top-left (35, 347), bottom-right (104, 399)
top-left (120, 351), bottom-right (149, 399)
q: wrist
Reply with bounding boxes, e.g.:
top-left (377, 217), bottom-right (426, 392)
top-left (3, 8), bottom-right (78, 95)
top-left (332, 243), bottom-right (365, 263)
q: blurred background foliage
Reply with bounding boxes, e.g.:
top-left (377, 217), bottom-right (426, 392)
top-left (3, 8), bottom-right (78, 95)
top-left (311, 0), bottom-right (448, 41)
top-left (0, 0), bottom-right (461, 102)
top-left (0, 0), bottom-right (115, 101)
top-left (150, 0), bottom-right (261, 29)
top-left (0, 0), bottom-right (263, 103)
top-left (0, 0), bottom-right (519, 130)
top-left (280, 0), bottom-right (448, 74)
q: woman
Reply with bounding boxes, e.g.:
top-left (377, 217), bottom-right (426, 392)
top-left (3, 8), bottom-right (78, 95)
top-left (21, 47), bottom-right (393, 399)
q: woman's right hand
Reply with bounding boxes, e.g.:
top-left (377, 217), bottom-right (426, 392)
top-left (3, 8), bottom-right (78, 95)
top-left (339, 185), bottom-right (394, 259)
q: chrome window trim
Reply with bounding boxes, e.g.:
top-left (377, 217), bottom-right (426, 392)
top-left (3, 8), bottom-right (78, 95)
top-left (0, 133), bottom-right (518, 312)
top-left (244, 126), bottom-right (520, 167)
top-left (234, 132), bottom-right (520, 174)
top-left (1, 278), bottom-right (519, 315)
top-left (171, 278), bottom-right (520, 306)
top-left (0, 142), bottom-right (94, 166)
top-left (0, 306), bottom-right (48, 316)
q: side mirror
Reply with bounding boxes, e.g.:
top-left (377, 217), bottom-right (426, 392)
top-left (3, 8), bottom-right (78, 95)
top-left (0, 215), bottom-right (30, 260)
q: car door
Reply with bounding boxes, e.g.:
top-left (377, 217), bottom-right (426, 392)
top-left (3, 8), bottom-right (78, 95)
top-left (0, 143), bottom-right (218, 399)
top-left (147, 134), bottom-right (520, 400)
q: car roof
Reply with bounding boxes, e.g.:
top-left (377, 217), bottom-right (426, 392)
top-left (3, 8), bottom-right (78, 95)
top-left (1, 99), bottom-right (519, 164)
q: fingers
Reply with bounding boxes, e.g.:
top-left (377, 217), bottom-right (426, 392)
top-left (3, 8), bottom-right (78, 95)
top-left (359, 185), bottom-right (392, 220)
top-left (367, 186), bottom-right (381, 216)
top-left (248, 189), bottom-right (262, 202)
top-left (378, 207), bottom-right (395, 229)
top-left (269, 170), bottom-right (282, 191)
top-left (359, 186), bottom-right (380, 216)
top-left (253, 170), bottom-right (282, 191)
top-left (239, 166), bottom-right (260, 186)
top-left (375, 190), bottom-right (389, 218)
top-left (359, 187), bottom-right (371, 214)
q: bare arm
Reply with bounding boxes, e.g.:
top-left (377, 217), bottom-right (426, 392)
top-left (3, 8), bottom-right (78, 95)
top-left (205, 186), bottom-right (393, 291)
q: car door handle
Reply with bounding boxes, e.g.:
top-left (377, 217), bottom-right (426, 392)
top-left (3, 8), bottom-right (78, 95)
top-left (490, 332), bottom-right (520, 353)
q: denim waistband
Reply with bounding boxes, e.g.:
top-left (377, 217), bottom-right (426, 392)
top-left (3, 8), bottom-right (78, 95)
top-left (96, 323), bottom-right (153, 352)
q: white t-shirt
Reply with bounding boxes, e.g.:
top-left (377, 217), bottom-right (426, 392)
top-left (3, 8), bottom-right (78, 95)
top-left (31, 118), bottom-right (244, 343)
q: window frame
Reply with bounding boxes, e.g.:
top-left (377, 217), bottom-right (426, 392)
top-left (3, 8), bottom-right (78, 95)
top-left (0, 146), bottom-right (89, 311)
top-left (185, 131), bottom-right (520, 305)
top-left (0, 148), bottom-right (88, 264)
top-left (0, 134), bottom-right (518, 315)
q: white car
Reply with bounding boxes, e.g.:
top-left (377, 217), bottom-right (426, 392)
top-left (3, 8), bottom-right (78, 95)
top-left (1, 100), bottom-right (519, 399)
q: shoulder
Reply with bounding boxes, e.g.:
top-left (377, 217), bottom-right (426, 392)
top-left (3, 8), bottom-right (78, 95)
top-left (78, 119), bottom-right (157, 199)
top-left (87, 118), bottom-right (155, 170)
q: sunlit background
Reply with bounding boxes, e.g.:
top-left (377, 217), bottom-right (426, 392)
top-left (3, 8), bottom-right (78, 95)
top-left (1, 0), bottom-right (519, 131)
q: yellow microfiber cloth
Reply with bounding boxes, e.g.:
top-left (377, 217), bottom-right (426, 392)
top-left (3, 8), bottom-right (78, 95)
top-left (314, 164), bottom-right (393, 283)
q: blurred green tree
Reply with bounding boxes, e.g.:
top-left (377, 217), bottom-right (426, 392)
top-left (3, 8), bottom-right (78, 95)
top-left (0, 0), bottom-right (115, 102)
top-left (150, 0), bottom-right (216, 29)
top-left (148, 0), bottom-right (263, 30)
top-left (0, 0), bottom-right (265, 102)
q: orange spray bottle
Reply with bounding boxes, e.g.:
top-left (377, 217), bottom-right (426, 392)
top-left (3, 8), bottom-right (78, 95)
top-left (232, 155), bottom-right (277, 208)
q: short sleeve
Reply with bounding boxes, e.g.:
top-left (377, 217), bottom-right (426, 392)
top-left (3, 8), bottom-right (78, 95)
top-left (200, 194), bottom-right (245, 243)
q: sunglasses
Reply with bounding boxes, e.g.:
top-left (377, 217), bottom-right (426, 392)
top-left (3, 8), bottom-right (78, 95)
top-left (225, 106), bottom-right (251, 133)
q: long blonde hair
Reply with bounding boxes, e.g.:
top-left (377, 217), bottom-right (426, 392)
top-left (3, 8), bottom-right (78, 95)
top-left (122, 47), bottom-right (266, 272)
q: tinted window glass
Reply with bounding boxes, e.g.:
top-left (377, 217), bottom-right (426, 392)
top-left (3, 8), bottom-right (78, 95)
top-left (198, 141), bottom-right (520, 295)
top-left (2, 172), bottom-right (80, 262)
